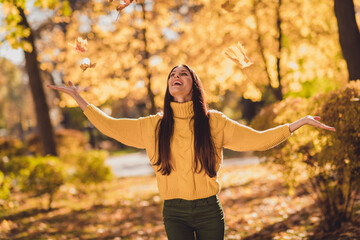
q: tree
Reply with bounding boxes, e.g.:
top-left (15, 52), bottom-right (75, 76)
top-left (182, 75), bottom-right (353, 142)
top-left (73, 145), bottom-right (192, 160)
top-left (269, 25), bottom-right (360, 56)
top-left (334, 0), bottom-right (360, 80)
top-left (251, 81), bottom-right (360, 230)
top-left (170, 0), bottom-right (347, 115)
top-left (0, 58), bottom-right (28, 140)
top-left (55, 0), bottom-right (194, 116)
top-left (0, 0), bottom-right (71, 156)
top-left (253, 0), bottom-right (283, 101)
top-left (42, 0), bottom-right (347, 121)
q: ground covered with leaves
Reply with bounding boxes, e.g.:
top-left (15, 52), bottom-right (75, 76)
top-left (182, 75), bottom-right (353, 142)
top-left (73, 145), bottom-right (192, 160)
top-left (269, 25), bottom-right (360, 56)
top-left (1, 163), bottom-right (359, 240)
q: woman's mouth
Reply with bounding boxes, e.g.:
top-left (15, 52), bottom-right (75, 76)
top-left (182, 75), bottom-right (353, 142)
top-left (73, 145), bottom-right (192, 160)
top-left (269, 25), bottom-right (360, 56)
top-left (173, 81), bottom-right (183, 86)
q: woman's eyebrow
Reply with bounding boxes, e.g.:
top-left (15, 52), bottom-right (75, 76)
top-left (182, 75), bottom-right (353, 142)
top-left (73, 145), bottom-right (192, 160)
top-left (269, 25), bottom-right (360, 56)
top-left (171, 70), bottom-right (188, 74)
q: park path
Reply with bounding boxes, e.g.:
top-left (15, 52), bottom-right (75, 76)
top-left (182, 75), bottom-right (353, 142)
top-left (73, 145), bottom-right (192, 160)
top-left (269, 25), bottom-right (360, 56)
top-left (105, 150), bottom-right (260, 177)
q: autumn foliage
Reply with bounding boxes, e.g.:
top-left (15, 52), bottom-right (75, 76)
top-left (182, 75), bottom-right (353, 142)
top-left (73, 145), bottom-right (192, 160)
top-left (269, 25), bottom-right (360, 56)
top-left (251, 80), bottom-right (360, 230)
top-left (26, 129), bottom-right (87, 157)
top-left (0, 0), bottom-right (359, 238)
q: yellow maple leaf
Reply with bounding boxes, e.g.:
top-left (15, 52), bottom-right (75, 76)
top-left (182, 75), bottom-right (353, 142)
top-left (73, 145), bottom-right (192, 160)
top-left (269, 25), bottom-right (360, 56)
top-left (224, 42), bottom-right (253, 69)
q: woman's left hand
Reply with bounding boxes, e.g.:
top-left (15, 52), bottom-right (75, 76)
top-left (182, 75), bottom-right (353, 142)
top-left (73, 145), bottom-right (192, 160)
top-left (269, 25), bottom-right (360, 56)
top-left (305, 116), bottom-right (336, 131)
top-left (289, 116), bottom-right (336, 133)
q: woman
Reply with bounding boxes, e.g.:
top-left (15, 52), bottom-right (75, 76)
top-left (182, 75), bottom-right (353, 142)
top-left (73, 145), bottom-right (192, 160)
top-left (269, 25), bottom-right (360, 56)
top-left (47, 64), bottom-right (335, 239)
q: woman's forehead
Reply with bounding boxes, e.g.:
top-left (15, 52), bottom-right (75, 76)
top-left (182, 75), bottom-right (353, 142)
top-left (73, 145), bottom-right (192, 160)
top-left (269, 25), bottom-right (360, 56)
top-left (171, 66), bottom-right (190, 73)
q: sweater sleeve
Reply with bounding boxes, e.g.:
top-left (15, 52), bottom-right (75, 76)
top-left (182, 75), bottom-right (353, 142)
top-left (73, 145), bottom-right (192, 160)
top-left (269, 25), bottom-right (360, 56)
top-left (214, 111), bottom-right (292, 151)
top-left (83, 104), bottom-right (156, 149)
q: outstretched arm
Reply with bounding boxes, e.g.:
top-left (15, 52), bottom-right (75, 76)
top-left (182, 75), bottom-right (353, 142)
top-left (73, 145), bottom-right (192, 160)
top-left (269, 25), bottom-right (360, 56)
top-left (214, 112), bottom-right (335, 152)
top-left (47, 80), bottom-right (89, 111)
top-left (289, 116), bottom-right (335, 133)
top-left (47, 81), bottom-right (150, 149)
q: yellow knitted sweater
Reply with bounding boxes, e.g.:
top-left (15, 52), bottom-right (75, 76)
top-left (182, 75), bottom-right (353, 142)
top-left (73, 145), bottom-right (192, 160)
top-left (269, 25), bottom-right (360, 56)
top-left (83, 101), bottom-right (292, 200)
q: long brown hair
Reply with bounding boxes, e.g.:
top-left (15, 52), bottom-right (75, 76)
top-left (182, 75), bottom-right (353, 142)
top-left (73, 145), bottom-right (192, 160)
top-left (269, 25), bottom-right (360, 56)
top-left (153, 65), bottom-right (218, 178)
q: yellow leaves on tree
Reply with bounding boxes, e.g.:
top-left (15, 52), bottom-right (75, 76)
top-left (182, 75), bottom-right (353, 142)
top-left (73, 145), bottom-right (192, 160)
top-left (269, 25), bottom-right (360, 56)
top-left (224, 42), bottom-right (253, 69)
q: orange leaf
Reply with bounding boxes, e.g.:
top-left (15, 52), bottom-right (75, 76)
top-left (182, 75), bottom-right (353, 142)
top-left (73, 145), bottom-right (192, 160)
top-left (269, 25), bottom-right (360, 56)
top-left (116, 0), bottom-right (134, 21)
top-left (224, 42), bottom-right (253, 69)
top-left (116, 0), bottom-right (133, 11)
top-left (79, 58), bottom-right (96, 72)
top-left (68, 37), bottom-right (88, 53)
top-left (221, 0), bottom-right (236, 12)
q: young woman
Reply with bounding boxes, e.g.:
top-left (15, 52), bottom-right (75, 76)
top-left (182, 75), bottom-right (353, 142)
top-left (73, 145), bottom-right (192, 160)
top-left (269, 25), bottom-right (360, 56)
top-left (47, 64), bottom-right (335, 240)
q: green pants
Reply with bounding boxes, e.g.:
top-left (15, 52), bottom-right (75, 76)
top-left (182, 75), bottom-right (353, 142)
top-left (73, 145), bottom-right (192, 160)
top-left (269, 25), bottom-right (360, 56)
top-left (163, 195), bottom-right (225, 240)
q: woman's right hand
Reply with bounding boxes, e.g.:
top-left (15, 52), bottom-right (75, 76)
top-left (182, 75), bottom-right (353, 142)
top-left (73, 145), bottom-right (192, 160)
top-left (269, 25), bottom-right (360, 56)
top-left (47, 81), bottom-right (90, 111)
top-left (47, 81), bottom-right (79, 97)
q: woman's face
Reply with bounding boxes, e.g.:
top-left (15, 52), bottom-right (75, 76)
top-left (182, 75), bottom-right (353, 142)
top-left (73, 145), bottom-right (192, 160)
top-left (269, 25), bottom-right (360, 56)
top-left (168, 66), bottom-right (193, 102)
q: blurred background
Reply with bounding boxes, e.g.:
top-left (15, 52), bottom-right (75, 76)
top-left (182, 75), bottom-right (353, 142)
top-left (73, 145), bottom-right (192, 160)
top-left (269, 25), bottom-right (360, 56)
top-left (0, 0), bottom-right (359, 239)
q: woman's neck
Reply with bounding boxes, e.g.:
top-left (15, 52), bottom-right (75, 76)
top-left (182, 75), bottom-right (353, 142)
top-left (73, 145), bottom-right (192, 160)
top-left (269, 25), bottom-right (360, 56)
top-left (173, 94), bottom-right (192, 103)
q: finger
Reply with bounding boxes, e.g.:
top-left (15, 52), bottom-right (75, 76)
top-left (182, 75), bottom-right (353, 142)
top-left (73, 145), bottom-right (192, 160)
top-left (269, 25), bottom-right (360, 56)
top-left (309, 119), bottom-right (336, 131)
top-left (47, 84), bottom-right (58, 89)
top-left (313, 116), bottom-right (321, 120)
top-left (321, 125), bottom-right (336, 131)
top-left (68, 81), bottom-right (74, 86)
top-left (317, 122), bottom-right (336, 131)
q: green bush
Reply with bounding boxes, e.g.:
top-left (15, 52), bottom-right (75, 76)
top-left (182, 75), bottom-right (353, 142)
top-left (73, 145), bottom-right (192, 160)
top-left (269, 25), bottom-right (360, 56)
top-left (26, 129), bottom-right (87, 157)
top-left (21, 156), bottom-right (65, 209)
top-left (0, 171), bottom-right (11, 201)
top-left (251, 80), bottom-right (360, 230)
top-left (2, 155), bottom-right (65, 209)
top-left (0, 137), bottom-right (26, 156)
top-left (0, 155), bottom-right (33, 204)
top-left (63, 150), bottom-right (113, 186)
top-left (2, 155), bottom-right (32, 177)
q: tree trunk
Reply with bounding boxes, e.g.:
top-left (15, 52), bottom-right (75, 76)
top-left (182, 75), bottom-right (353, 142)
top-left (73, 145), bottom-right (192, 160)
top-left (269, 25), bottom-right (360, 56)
top-left (334, 0), bottom-right (360, 81)
top-left (141, 2), bottom-right (157, 115)
top-left (253, 0), bottom-right (283, 101)
top-left (275, 0), bottom-right (283, 101)
top-left (18, 7), bottom-right (57, 156)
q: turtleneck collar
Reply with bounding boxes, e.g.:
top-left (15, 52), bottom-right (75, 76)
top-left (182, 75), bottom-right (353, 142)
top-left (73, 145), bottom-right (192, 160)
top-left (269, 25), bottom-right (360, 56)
top-left (170, 101), bottom-right (194, 119)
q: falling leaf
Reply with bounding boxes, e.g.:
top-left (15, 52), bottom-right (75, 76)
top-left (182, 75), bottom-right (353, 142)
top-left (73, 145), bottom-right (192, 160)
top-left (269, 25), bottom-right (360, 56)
top-left (224, 42), bottom-right (253, 69)
top-left (221, 0), bottom-right (237, 12)
top-left (116, 0), bottom-right (134, 21)
top-left (116, 0), bottom-right (134, 12)
top-left (68, 37), bottom-right (88, 53)
top-left (79, 58), bottom-right (96, 72)
top-left (80, 62), bottom-right (96, 72)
